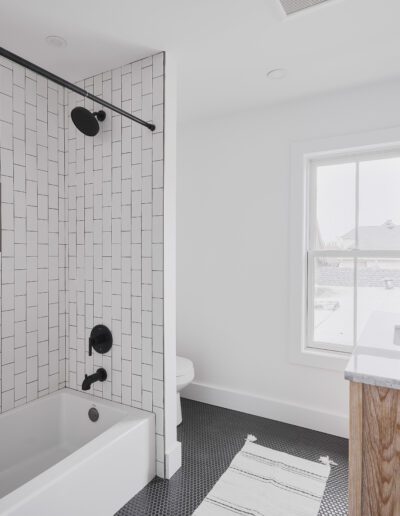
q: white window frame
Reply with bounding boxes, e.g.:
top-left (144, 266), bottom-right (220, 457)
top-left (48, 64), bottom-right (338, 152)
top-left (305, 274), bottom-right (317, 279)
top-left (289, 127), bottom-right (400, 371)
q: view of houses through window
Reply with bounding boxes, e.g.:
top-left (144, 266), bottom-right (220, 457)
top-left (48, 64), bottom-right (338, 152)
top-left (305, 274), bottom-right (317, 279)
top-left (307, 151), bottom-right (400, 353)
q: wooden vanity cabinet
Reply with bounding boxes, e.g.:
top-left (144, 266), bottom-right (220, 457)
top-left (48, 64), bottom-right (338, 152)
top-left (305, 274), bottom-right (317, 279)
top-left (349, 381), bottom-right (400, 516)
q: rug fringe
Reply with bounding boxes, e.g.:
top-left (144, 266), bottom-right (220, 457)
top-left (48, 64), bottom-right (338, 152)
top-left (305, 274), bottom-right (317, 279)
top-left (319, 456), bottom-right (337, 466)
top-left (246, 434), bottom-right (257, 442)
top-left (245, 437), bottom-right (336, 466)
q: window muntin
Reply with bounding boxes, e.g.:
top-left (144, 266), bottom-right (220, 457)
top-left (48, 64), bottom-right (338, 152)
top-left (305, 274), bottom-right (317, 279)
top-left (307, 152), bottom-right (400, 353)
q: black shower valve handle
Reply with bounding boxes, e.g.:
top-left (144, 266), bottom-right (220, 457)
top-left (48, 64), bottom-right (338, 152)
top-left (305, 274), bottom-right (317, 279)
top-left (88, 325), bottom-right (113, 357)
top-left (89, 336), bottom-right (95, 357)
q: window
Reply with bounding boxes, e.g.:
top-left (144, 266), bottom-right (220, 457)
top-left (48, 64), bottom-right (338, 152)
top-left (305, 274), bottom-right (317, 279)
top-left (307, 150), bottom-right (400, 354)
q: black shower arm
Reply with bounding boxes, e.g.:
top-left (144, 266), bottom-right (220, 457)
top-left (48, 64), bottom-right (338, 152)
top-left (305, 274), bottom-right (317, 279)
top-left (0, 46), bottom-right (156, 132)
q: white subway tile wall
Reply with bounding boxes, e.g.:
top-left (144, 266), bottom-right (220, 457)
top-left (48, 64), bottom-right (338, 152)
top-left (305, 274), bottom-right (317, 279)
top-left (65, 53), bottom-right (165, 474)
top-left (0, 52), bottom-right (165, 475)
top-left (0, 57), bottom-right (67, 413)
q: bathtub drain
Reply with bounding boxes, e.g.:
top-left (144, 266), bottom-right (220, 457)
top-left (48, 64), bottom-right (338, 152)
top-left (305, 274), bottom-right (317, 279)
top-left (88, 407), bottom-right (99, 422)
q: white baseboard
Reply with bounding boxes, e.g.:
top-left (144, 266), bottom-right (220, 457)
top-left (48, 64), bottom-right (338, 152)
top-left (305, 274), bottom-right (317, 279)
top-left (182, 382), bottom-right (349, 439)
top-left (165, 440), bottom-right (182, 479)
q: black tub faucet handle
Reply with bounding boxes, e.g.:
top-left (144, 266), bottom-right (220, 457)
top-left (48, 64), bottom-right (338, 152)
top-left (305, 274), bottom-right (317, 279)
top-left (89, 336), bottom-right (95, 356)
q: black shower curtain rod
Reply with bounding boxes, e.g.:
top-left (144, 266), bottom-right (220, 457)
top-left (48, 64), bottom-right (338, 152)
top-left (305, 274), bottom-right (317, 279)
top-left (0, 47), bottom-right (156, 132)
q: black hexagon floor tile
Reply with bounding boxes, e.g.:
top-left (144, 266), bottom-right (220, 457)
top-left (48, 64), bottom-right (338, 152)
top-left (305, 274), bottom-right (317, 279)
top-left (116, 398), bottom-right (348, 516)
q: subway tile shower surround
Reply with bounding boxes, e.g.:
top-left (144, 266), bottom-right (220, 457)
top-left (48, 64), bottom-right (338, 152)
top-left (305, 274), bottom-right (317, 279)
top-left (0, 60), bottom-right (67, 411)
top-left (0, 53), bottom-right (166, 476)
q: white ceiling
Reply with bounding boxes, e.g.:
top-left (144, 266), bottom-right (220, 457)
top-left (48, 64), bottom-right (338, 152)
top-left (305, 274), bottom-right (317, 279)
top-left (1, 0), bottom-right (400, 122)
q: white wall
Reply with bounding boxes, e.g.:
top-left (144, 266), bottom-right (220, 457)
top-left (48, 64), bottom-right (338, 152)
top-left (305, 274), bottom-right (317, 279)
top-left (163, 54), bottom-right (181, 479)
top-left (177, 78), bottom-right (400, 437)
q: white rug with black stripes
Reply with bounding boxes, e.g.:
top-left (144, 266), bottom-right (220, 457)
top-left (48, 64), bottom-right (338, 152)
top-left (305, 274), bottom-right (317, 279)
top-left (193, 436), bottom-right (331, 516)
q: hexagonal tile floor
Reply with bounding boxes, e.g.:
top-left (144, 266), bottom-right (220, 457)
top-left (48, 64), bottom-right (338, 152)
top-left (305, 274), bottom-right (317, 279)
top-left (117, 398), bottom-right (348, 516)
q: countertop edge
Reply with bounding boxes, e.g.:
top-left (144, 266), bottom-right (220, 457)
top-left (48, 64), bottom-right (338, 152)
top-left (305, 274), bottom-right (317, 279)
top-left (344, 370), bottom-right (400, 390)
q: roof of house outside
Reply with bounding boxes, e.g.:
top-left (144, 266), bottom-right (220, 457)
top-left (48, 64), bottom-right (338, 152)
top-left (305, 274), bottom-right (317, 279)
top-left (341, 220), bottom-right (400, 250)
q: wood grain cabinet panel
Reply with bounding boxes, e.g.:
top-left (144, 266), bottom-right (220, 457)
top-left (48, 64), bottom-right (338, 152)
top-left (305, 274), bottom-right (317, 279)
top-left (349, 381), bottom-right (400, 516)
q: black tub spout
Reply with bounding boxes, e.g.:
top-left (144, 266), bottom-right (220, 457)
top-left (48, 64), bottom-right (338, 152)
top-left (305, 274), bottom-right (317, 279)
top-left (82, 368), bottom-right (107, 391)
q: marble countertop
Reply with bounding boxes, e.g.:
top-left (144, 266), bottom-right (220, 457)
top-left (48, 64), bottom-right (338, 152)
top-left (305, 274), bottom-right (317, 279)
top-left (344, 311), bottom-right (400, 389)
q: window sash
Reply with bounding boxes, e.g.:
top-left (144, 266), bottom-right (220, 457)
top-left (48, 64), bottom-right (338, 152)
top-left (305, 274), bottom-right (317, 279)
top-left (308, 153), bottom-right (400, 253)
top-left (307, 252), bottom-right (400, 354)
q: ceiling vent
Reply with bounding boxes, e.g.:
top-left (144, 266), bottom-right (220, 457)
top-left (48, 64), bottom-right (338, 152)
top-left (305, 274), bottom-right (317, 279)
top-left (279, 0), bottom-right (332, 15)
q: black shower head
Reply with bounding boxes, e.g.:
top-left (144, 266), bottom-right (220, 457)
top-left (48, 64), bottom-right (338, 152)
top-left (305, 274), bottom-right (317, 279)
top-left (71, 107), bottom-right (106, 136)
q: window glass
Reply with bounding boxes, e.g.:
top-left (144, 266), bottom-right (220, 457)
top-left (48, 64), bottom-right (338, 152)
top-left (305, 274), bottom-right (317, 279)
top-left (358, 157), bottom-right (400, 250)
top-left (315, 163), bottom-right (356, 250)
top-left (357, 257), bottom-right (400, 339)
top-left (312, 256), bottom-right (354, 347)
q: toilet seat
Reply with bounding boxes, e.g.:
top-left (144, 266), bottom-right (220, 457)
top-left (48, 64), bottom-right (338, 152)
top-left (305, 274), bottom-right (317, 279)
top-left (176, 356), bottom-right (195, 425)
top-left (176, 356), bottom-right (194, 389)
top-left (177, 356), bottom-right (194, 377)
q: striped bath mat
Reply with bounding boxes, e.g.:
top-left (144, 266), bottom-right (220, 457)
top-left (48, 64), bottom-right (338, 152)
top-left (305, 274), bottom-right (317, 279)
top-left (193, 436), bottom-right (332, 516)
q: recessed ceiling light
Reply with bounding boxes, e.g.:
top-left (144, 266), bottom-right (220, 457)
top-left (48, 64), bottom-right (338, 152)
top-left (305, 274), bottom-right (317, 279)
top-left (267, 68), bottom-right (286, 80)
top-left (45, 35), bottom-right (67, 48)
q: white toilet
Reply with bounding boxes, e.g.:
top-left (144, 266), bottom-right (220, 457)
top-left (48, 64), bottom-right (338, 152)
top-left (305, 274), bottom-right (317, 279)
top-left (176, 356), bottom-right (195, 425)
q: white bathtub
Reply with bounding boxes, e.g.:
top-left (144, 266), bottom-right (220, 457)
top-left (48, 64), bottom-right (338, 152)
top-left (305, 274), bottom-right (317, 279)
top-left (0, 389), bottom-right (155, 516)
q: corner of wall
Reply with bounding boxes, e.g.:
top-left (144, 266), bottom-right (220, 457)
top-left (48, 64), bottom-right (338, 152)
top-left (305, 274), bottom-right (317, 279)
top-left (163, 51), bottom-right (180, 476)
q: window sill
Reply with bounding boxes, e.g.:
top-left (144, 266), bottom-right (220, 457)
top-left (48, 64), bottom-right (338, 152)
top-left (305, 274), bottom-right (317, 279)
top-left (289, 344), bottom-right (351, 373)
